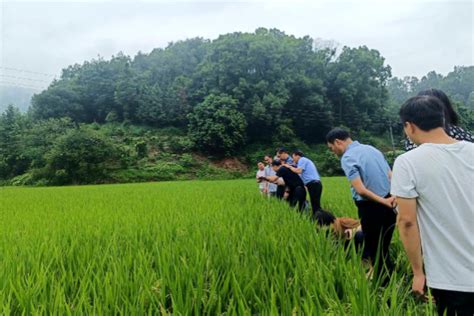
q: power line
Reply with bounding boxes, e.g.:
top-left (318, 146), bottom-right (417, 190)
top-left (0, 66), bottom-right (56, 77)
top-left (0, 81), bottom-right (45, 91)
top-left (0, 74), bottom-right (51, 84)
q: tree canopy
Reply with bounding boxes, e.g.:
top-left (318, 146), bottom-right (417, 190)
top-left (1, 28), bottom-right (472, 185)
top-left (30, 28), bottom-right (395, 153)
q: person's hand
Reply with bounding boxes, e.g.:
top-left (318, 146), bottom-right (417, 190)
top-left (412, 273), bottom-right (426, 297)
top-left (381, 196), bottom-right (396, 208)
top-left (389, 196), bottom-right (397, 208)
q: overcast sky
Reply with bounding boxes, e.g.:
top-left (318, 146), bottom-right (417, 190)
top-left (0, 0), bottom-right (472, 90)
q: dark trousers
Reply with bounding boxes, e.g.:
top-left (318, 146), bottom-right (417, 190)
top-left (276, 185), bottom-right (285, 200)
top-left (355, 197), bottom-right (397, 274)
top-left (306, 180), bottom-right (322, 215)
top-left (288, 186), bottom-right (307, 211)
top-left (431, 289), bottom-right (474, 316)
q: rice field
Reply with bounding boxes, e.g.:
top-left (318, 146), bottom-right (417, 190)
top-left (0, 178), bottom-right (435, 314)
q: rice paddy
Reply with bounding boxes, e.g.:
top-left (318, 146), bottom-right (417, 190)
top-left (0, 178), bottom-right (435, 314)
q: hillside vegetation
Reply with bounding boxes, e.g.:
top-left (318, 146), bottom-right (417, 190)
top-left (1, 28), bottom-right (472, 185)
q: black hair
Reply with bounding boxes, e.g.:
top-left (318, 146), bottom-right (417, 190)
top-left (292, 150), bottom-right (304, 157)
top-left (277, 147), bottom-right (288, 154)
top-left (399, 96), bottom-right (445, 131)
top-left (325, 128), bottom-right (350, 144)
top-left (313, 209), bottom-right (336, 226)
top-left (271, 160), bottom-right (282, 167)
top-left (417, 89), bottom-right (458, 126)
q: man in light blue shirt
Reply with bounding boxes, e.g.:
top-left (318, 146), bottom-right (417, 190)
top-left (277, 148), bottom-right (296, 167)
top-left (341, 143), bottom-right (391, 202)
top-left (326, 127), bottom-right (396, 279)
top-left (282, 150), bottom-right (323, 216)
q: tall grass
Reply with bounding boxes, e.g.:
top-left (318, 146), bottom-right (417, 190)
top-left (0, 178), bottom-right (435, 314)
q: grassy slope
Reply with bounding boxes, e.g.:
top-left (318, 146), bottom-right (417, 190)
top-left (0, 178), bottom-right (434, 314)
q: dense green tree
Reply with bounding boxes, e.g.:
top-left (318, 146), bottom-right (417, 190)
top-left (388, 66), bottom-right (474, 107)
top-left (135, 84), bottom-right (166, 125)
top-left (30, 29), bottom-right (395, 145)
top-left (466, 92), bottom-right (474, 110)
top-left (286, 75), bottom-right (334, 142)
top-left (32, 54), bottom-right (132, 123)
top-left (0, 105), bottom-right (28, 178)
top-left (22, 118), bottom-right (76, 170)
top-left (326, 46), bottom-right (392, 132)
top-left (442, 66), bottom-right (474, 105)
top-left (387, 77), bottom-right (414, 105)
top-left (192, 28), bottom-right (335, 142)
top-left (43, 127), bottom-right (121, 185)
top-left (22, 28), bottom-right (472, 161)
top-left (188, 94), bottom-right (246, 155)
top-left (163, 76), bottom-right (193, 127)
top-left (415, 71), bottom-right (444, 93)
top-left (31, 81), bottom-right (84, 121)
top-left (388, 66), bottom-right (474, 131)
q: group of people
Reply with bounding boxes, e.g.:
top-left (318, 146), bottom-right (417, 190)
top-left (255, 89), bottom-right (473, 316)
top-left (257, 150), bottom-right (323, 214)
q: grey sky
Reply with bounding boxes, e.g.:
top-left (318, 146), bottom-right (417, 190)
top-left (0, 0), bottom-right (472, 91)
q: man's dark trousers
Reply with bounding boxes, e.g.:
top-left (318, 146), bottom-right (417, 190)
top-left (431, 288), bottom-right (474, 316)
top-left (306, 180), bottom-right (322, 215)
top-left (288, 186), bottom-right (306, 211)
top-left (276, 185), bottom-right (285, 199)
top-left (355, 196), bottom-right (397, 275)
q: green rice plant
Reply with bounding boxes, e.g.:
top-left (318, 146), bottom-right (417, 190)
top-left (0, 178), bottom-right (435, 314)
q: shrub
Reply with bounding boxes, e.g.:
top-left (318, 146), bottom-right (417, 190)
top-left (135, 141), bottom-right (148, 159)
top-left (9, 172), bottom-right (35, 186)
top-left (188, 94), bottom-right (247, 156)
top-left (44, 127), bottom-right (122, 185)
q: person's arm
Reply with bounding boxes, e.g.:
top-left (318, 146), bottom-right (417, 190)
top-left (267, 167), bottom-right (286, 183)
top-left (284, 165), bottom-right (303, 174)
top-left (396, 197), bottom-right (425, 295)
top-left (341, 155), bottom-right (391, 206)
top-left (265, 175), bottom-right (279, 183)
top-left (350, 177), bottom-right (395, 208)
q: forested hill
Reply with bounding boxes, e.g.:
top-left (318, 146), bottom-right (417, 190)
top-left (1, 28), bottom-right (473, 186)
top-left (30, 28), bottom-right (393, 153)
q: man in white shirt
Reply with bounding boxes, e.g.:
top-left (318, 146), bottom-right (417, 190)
top-left (391, 95), bottom-right (474, 316)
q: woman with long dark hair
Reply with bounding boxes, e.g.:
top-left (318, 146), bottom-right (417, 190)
top-left (404, 89), bottom-right (473, 151)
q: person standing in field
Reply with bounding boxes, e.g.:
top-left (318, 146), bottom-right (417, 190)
top-left (256, 162), bottom-right (267, 195)
top-left (391, 96), bottom-right (474, 316)
top-left (326, 128), bottom-right (397, 277)
top-left (276, 148), bottom-right (297, 200)
top-left (263, 155), bottom-right (278, 197)
top-left (404, 88), bottom-right (473, 151)
top-left (264, 160), bottom-right (307, 211)
top-left (282, 151), bottom-right (323, 217)
top-left (277, 148), bottom-right (296, 167)
top-left (272, 150), bottom-right (287, 199)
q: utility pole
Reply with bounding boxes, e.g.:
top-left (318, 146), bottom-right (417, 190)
top-left (389, 119), bottom-right (396, 166)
